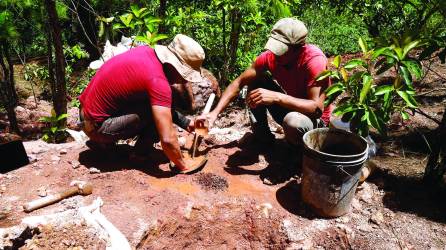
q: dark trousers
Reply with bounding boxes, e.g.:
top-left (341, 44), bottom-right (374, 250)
top-left (248, 74), bottom-right (323, 145)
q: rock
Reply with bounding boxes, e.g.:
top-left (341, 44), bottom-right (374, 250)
top-left (89, 167), bottom-right (101, 174)
top-left (358, 182), bottom-right (373, 204)
top-left (290, 238), bottom-right (313, 250)
top-left (51, 155), bottom-right (60, 162)
top-left (59, 148), bottom-right (68, 155)
top-left (190, 68), bottom-right (221, 111)
top-left (357, 224), bottom-right (373, 232)
top-left (70, 160), bottom-right (81, 169)
top-left (370, 211), bottom-right (384, 225)
top-left (183, 201), bottom-right (194, 219)
top-left (262, 178), bottom-right (274, 185)
top-left (28, 154), bottom-right (37, 163)
top-left (178, 136), bottom-right (186, 147)
top-left (37, 187), bottom-right (47, 197)
top-left (351, 198), bottom-right (362, 211)
top-left (281, 219), bottom-right (305, 242)
top-left (14, 106), bottom-right (26, 113)
top-left (0, 184), bottom-right (6, 192)
top-left (335, 216), bottom-right (350, 224)
top-left (256, 203), bottom-right (273, 218)
top-left (31, 147), bottom-right (47, 154)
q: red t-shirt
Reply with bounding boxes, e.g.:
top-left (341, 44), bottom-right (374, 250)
top-left (79, 46), bottom-right (171, 123)
top-left (253, 44), bottom-right (333, 124)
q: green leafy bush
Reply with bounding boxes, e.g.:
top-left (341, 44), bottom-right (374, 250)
top-left (70, 68), bottom-right (96, 108)
top-left (299, 6), bottom-right (371, 55)
top-left (112, 4), bottom-right (168, 46)
top-left (39, 109), bottom-right (69, 143)
top-left (319, 37), bottom-right (423, 136)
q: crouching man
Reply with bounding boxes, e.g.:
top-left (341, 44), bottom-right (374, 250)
top-left (200, 18), bottom-right (332, 150)
top-left (79, 34), bottom-right (207, 173)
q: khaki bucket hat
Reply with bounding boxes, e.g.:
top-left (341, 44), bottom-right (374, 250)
top-left (265, 18), bottom-right (308, 56)
top-left (154, 34), bottom-right (205, 83)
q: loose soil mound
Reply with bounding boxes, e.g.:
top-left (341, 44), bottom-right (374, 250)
top-left (137, 202), bottom-right (288, 249)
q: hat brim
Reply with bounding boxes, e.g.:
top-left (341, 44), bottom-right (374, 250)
top-left (154, 45), bottom-right (204, 83)
top-left (265, 37), bottom-right (289, 56)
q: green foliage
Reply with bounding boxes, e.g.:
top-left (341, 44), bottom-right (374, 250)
top-left (112, 4), bottom-right (168, 46)
top-left (299, 5), bottom-right (371, 55)
top-left (39, 109), bottom-right (68, 143)
top-left (319, 36), bottom-right (423, 136)
top-left (63, 43), bottom-right (89, 80)
top-left (70, 68), bottom-right (96, 107)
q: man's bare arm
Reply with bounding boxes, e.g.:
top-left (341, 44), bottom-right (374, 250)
top-left (152, 105), bottom-right (187, 170)
top-left (205, 66), bottom-right (258, 125)
top-left (247, 84), bottom-right (325, 119)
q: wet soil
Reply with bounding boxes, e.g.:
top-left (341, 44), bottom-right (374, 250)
top-left (193, 172), bottom-right (228, 191)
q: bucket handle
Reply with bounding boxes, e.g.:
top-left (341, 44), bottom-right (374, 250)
top-left (336, 165), bottom-right (353, 178)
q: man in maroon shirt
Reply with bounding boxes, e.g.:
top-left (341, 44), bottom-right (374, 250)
top-left (79, 34), bottom-right (206, 173)
top-left (201, 18), bottom-right (332, 149)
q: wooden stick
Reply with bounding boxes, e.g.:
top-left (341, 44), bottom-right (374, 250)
top-left (191, 94), bottom-right (216, 158)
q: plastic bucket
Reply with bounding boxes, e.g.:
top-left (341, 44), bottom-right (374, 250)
top-left (301, 128), bottom-right (369, 217)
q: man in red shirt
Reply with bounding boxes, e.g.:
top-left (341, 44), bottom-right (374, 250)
top-left (79, 34), bottom-right (206, 173)
top-left (202, 18), bottom-right (332, 148)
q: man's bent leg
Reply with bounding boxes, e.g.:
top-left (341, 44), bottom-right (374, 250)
top-left (282, 112), bottom-right (315, 146)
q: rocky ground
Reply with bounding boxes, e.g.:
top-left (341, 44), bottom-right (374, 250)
top-left (1, 105), bottom-right (445, 249)
top-left (0, 56), bottom-right (445, 249)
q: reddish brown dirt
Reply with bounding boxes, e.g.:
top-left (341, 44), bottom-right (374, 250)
top-left (137, 202), bottom-right (288, 249)
top-left (1, 56), bottom-right (445, 249)
top-left (1, 128), bottom-right (445, 249)
top-left (19, 224), bottom-right (107, 250)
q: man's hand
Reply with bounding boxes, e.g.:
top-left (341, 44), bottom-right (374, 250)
top-left (195, 111), bottom-right (218, 129)
top-left (186, 119), bottom-right (195, 133)
top-left (152, 105), bottom-right (187, 170)
top-left (247, 88), bottom-right (281, 108)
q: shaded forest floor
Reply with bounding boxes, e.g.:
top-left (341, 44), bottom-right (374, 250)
top-left (0, 56), bottom-right (445, 249)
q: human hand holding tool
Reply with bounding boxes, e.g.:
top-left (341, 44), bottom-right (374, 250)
top-left (191, 93), bottom-right (215, 158)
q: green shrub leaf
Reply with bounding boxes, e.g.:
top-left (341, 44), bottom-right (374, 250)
top-left (399, 66), bottom-right (412, 87)
top-left (402, 40), bottom-right (420, 58)
top-left (397, 90), bottom-right (418, 108)
top-left (325, 83), bottom-right (345, 96)
top-left (375, 85), bottom-right (394, 95)
top-left (402, 60), bottom-right (423, 80)
top-left (359, 74), bottom-right (373, 103)
top-left (358, 37), bottom-right (368, 53)
top-left (344, 59), bottom-right (367, 70)
top-left (401, 111), bottom-right (410, 120)
top-left (332, 55), bottom-right (341, 68)
top-left (316, 70), bottom-right (333, 81)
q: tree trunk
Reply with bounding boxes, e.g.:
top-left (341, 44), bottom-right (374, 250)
top-left (424, 108), bottom-right (446, 190)
top-left (219, 6), bottom-right (227, 85)
top-left (157, 0), bottom-right (167, 36)
top-left (46, 22), bottom-right (56, 104)
top-left (221, 8), bottom-right (242, 86)
top-left (45, 0), bottom-right (67, 121)
top-left (0, 41), bottom-right (20, 134)
top-left (75, 0), bottom-right (100, 60)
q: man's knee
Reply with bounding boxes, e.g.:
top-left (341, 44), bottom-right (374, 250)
top-left (282, 112), bottom-right (314, 145)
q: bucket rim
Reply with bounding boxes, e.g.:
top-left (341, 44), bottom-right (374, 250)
top-left (303, 127), bottom-right (369, 159)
